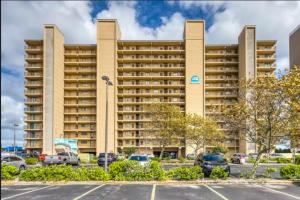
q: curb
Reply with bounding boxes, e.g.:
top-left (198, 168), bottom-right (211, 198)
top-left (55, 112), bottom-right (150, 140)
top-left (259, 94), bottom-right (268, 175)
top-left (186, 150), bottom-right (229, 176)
top-left (2, 179), bottom-right (300, 186)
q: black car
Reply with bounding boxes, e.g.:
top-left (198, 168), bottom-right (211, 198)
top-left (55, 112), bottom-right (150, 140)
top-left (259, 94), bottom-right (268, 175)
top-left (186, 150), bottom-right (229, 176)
top-left (97, 153), bottom-right (116, 167)
top-left (194, 153), bottom-right (230, 176)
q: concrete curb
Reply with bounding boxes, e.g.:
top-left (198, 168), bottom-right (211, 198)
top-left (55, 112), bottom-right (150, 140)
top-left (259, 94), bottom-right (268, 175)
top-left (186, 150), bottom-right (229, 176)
top-left (2, 179), bottom-right (300, 186)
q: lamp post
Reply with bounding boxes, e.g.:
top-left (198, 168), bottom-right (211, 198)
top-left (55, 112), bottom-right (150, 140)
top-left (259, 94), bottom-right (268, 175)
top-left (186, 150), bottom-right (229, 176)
top-left (13, 124), bottom-right (19, 154)
top-left (101, 75), bottom-right (113, 172)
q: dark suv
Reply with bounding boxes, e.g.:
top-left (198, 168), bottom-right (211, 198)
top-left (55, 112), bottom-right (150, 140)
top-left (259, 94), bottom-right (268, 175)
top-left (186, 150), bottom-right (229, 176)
top-left (194, 153), bottom-right (230, 176)
top-left (97, 153), bottom-right (116, 167)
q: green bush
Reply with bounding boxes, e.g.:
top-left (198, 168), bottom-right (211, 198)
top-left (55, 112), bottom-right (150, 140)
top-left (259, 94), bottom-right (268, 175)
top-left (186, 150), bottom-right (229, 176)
top-left (167, 166), bottom-right (203, 180)
top-left (25, 157), bottom-right (39, 165)
top-left (212, 146), bottom-right (228, 154)
top-left (262, 167), bottom-right (277, 178)
top-left (247, 157), bottom-right (268, 163)
top-left (151, 157), bottom-right (161, 162)
top-left (280, 164), bottom-right (300, 180)
top-left (178, 157), bottom-right (186, 163)
top-left (19, 165), bottom-right (109, 181)
top-left (89, 159), bottom-right (98, 164)
top-left (276, 157), bottom-right (291, 164)
top-left (108, 160), bottom-right (166, 181)
top-left (295, 156), bottom-right (300, 165)
top-left (209, 167), bottom-right (229, 180)
top-left (1, 164), bottom-right (19, 180)
top-left (240, 171), bottom-right (252, 179)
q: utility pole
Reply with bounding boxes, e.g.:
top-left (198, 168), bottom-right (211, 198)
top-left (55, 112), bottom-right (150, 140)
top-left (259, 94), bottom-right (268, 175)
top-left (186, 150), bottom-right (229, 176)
top-left (13, 124), bottom-right (19, 154)
top-left (101, 75), bottom-right (113, 172)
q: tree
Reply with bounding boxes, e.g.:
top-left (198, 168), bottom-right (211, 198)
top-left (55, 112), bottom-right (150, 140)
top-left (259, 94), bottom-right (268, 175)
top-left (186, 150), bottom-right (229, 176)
top-left (146, 103), bottom-right (186, 159)
top-left (280, 66), bottom-right (300, 163)
top-left (185, 114), bottom-right (225, 155)
top-left (123, 147), bottom-right (137, 158)
top-left (222, 76), bottom-right (290, 178)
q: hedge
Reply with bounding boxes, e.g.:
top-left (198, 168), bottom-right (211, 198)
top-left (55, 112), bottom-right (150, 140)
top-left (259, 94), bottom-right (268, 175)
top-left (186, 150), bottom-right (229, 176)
top-left (167, 166), bottom-right (204, 180)
top-left (279, 165), bottom-right (300, 180)
top-left (1, 164), bottom-right (19, 180)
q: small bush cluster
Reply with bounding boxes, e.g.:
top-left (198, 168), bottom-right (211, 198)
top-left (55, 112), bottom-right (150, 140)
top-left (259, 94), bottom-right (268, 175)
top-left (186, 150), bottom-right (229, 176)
top-left (280, 164), bottom-right (300, 180)
top-left (276, 157), bottom-right (291, 164)
top-left (209, 167), bottom-right (229, 180)
top-left (262, 167), bottom-right (277, 178)
top-left (25, 157), bottom-right (39, 165)
top-left (240, 171), bottom-right (252, 179)
top-left (150, 157), bottom-right (161, 162)
top-left (19, 165), bottom-right (109, 181)
top-left (167, 166), bottom-right (204, 180)
top-left (109, 160), bottom-right (166, 181)
top-left (247, 157), bottom-right (268, 163)
top-left (1, 164), bottom-right (19, 180)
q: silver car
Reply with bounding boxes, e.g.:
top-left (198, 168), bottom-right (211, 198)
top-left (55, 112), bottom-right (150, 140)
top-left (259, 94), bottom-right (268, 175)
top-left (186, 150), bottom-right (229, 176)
top-left (1, 153), bottom-right (27, 171)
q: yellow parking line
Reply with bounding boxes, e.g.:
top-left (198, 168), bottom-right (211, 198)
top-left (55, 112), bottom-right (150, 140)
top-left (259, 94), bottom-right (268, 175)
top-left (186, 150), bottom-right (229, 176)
top-left (73, 184), bottom-right (105, 200)
top-left (204, 185), bottom-right (229, 200)
top-left (2, 185), bottom-right (54, 200)
top-left (150, 184), bottom-right (156, 200)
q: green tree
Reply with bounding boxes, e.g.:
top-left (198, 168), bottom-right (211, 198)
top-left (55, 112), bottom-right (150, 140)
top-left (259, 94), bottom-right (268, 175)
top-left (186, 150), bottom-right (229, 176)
top-left (186, 114), bottom-right (225, 155)
top-left (223, 76), bottom-right (290, 178)
top-left (123, 147), bottom-right (137, 158)
top-left (146, 103), bottom-right (186, 159)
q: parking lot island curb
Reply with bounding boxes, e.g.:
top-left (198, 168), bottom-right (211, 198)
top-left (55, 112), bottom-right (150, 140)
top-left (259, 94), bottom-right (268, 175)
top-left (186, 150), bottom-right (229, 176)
top-left (2, 179), bottom-right (300, 186)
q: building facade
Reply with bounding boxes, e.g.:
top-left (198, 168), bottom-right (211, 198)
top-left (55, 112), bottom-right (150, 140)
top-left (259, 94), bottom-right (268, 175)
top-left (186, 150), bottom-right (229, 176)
top-left (289, 24), bottom-right (300, 68)
top-left (24, 19), bottom-right (276, 156)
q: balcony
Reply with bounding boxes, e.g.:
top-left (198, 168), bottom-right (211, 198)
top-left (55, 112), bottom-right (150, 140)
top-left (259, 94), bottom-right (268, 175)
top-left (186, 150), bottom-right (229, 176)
top-left (25, 64), bottom-right (43, 71)
top-left (64, 59), bottom-right (96, 65)
top-left (25, 143), bottom-right (43, 149)
top-left (24, 125), bottom-right (43, 131)
top-left (24, 72), bottom-right (43, 79)
top-left (205, 59), bottom-right (238, 66)
top-left (25, 90), bottom-right (43, 96)
top-left (24, 116), bottom-right (43, 122)
top-left (205, 69), bottom-right (238, 74)
top-left (25, 81), bottom-right (43, 88)
top-left (257, 56), bottom-right (276, 63)
top-left (205, 94), bottom-right (238, 98)
top-left (117, 84), bottom-right (185, 89)
top-left (25, 55), bottom-right (43, 62)
top-left (25, 99), bottom-right (43, 105)
top-left (78, 144), bottom-right (96, 148)
top-left (25, 133), bottom-right (43, 140)
top-left (205, 78), bottom-right (239, 82)
top-left (117, 57), bottom-right (185, 63)
top-left (117, 75), bottom-right (184, 80)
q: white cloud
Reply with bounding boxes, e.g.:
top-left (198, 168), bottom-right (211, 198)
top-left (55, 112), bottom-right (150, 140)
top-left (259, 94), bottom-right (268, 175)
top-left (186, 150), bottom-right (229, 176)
top-left (96, 1), bottom-right (185, 40)
top-left (204, 1), bottom-right (300, 70)
top-left (1, 96), bottom-right (24, 129)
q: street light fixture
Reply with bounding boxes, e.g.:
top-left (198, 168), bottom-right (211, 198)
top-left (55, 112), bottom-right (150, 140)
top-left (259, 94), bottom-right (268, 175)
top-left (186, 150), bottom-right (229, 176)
top-left (13, 124), bottom-right (19, 154)
top-left (101, 75), bottom-right (113, 172)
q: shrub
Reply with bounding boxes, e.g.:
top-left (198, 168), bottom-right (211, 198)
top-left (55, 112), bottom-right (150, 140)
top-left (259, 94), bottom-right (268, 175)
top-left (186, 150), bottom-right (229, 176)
top-left (123, 147), bottom-right (137, 158)
top-left (25, 157), bottom-right (39, 165)
top-left (167, 166), bottom-right (203, 180)
top-left (262, 167), bottom-right (277, 178)
top-left (276, 157), bottom-right (291, 164)
top-left (178, 157), bottom-right (186, 163)
top-left (151, 157), bottom-right (161, 162)
top-left (209, 167), bottom-right (229, 180)
top-left (280, 164), bottom-right (300, 180)
top-left (212, 145), bottom-right (228, 154)
top-left (19, 165), bottom-right (109, 181)
top-left (295, 156), bottom-right (300, 165)
top-left (108, 160), bottom-right (166, 181)
top-left (89, 159), bottom-right (98, 164)
top-left (247, 157), bottom-right (268, 163)
top-left (1, 164), bottom-right (19, 180)
top-left (240, 171), bottom-right (252, 179)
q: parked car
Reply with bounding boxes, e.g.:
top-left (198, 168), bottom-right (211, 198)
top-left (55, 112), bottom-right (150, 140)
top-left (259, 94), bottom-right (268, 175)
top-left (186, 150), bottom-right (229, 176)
top-left (97, 153), bottom-right (116, 167)
top-left (248, 153), bottom-right (258, 159)
top-left (128, 154), bottom-right (150, 166)
top-left (147, 154), bottom-right (155, 159)
top-left (231, 153), bottom-right (246, 164)
top-left (43, 152), bottom-right (80, 166)
top-left (194, 153), bottom-right (230, 176)
top-left (1, 153), bottom-right (27, 171)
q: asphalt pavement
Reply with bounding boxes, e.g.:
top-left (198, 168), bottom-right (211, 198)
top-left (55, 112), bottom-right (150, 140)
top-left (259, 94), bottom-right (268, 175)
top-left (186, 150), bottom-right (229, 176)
top-left (1, 183), bottom-right (300, 200)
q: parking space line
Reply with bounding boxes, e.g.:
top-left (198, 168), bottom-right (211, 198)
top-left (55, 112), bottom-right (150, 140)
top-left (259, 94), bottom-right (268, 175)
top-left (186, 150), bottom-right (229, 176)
top-left (150, 184), bottom-right (156, 200)
top-left (256, 185), bottom-right (300, 200)
top-left (204, 185), bottom-right (229, 200)
top-left (73, 184), bottom-right (105, 200)
top-left (2, 185), bottom-right (54, 200)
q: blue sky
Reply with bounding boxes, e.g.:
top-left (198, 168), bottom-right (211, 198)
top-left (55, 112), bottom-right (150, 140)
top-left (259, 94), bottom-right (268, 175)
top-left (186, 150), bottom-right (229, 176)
top-left (1, 1), bottom-right (300, 148)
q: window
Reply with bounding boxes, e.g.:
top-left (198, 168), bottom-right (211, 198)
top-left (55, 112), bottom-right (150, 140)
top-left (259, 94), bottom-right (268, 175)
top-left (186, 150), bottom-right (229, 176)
top-left (10, 156), bottom-right (22, 161)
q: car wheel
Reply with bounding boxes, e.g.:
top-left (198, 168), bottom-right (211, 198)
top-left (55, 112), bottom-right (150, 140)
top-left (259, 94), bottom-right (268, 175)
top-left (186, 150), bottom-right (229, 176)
top-left (19, 165), bottom-right (26, 171)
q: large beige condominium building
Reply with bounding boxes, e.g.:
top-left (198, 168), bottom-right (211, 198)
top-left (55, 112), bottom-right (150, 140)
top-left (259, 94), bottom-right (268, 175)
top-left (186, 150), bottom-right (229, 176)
top-left (24, 19), bottom-right (276, 157)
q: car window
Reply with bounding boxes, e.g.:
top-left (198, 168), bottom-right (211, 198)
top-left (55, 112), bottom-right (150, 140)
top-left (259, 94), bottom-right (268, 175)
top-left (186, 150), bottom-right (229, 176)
top-left (203, 154), bottom-right (225, 162)
top-left (129, 156), bottom-right (148, 161)
top-left (58, 152), bottom-right (68, 156)
top-left (10, 156), bottom-right (22, 161)
top-left (2, 157), bottom-right (10, 162)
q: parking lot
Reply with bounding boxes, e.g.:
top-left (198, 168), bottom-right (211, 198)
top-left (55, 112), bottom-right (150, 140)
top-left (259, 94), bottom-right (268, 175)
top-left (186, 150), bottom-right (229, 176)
top-left (1, 183), bottom-right (300, 200)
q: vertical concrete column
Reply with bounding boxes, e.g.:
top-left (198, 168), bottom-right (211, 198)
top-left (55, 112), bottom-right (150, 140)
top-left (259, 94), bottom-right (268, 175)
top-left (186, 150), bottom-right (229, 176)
top-left (43, 25), bottom-right (65, 155)
top-left (184, 20), bottom-right (205, 155)
top-left (238, 25), bottom-right (257, 154)
top-left (96, 20), bottom-right (121, 154)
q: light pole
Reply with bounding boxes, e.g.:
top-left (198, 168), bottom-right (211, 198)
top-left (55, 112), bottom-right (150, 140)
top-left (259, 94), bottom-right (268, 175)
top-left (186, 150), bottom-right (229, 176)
top-left (13, 124), bottom-right (19, 154)
top-left (101, 75), bottom-right (113, 172)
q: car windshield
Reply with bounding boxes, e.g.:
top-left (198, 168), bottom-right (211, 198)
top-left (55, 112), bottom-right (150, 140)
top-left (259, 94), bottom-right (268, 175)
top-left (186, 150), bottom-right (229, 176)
top-left (203, 154), bottom-right (225, 162)
top-left (129, 156), bottom-right (148, 161)
top-left (99, 153), bottom-right (113, 158)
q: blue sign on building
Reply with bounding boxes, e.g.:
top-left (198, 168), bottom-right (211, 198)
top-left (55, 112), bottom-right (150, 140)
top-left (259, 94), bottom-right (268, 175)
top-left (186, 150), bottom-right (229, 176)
top-left (191, 75), bottom-right (200, 84)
